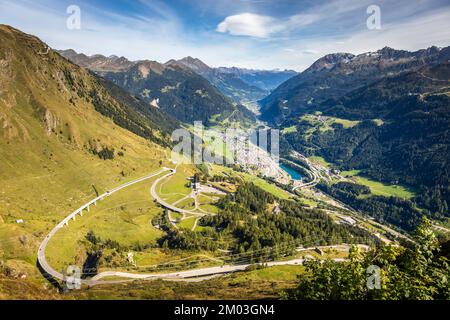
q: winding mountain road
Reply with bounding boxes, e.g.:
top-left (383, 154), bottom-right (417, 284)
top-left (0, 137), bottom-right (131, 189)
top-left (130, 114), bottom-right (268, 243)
top-left (149, 167), bottom-right (213, 216)
top-left (37, 168), bottom-right (169, 283)
top-left (287, 153), bottom-right (321, 192)
top-left (36, 165), bottom-right (377, 288)
top-left (37, 166), bottom-right (219, 287)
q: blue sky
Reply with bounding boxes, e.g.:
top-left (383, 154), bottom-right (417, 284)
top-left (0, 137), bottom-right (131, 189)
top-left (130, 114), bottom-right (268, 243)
top-left (1, 0), bottom-right (450, 70)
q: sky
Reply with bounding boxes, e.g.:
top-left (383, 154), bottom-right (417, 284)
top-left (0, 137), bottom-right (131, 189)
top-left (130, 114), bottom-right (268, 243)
top-left (1, 0), bottom-right (450, 71)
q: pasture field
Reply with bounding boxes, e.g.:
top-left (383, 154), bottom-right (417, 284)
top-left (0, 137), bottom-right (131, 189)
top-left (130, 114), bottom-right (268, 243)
top-left (341, 170), bottom-right (415, 199)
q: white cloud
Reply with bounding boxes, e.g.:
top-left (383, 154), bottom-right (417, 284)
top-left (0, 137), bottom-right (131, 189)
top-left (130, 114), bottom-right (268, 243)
top-left (301, 49), bottom-right (319, 55)
top-left (1, 0), bottom-right (449, 71)
top-left (216, 13), bottom-right (279, 38)
top-left (216, 12), bottom-right (320, 38)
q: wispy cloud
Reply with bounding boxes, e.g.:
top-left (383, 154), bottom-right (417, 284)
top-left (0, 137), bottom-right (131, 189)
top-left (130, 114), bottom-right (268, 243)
top-left (0, 0), bottom-right (449, 71)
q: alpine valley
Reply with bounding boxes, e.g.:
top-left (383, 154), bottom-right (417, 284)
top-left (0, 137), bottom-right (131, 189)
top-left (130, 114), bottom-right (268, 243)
top-left (0, 20), bottom-right (449, 302)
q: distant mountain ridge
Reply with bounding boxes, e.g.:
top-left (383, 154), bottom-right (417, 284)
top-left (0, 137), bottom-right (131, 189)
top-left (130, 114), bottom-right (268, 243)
top-left (58, 50), bottom-right (296, 108)
top-left (58, 50), bottom-right (256, 125)
top-left (168, 57), bottom-right (297, 104)
top-left (57, 49), bottom-right (135, 72)
top-left (260, 46), bottom-right (450, 125)
top-left (102, 60), bottom-right (256, 125)
top-left (215, 66), bottom-right (298, 92)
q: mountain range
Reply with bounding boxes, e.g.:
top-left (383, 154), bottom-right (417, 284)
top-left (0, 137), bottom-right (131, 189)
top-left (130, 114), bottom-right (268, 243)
top-left (260, 46), bottom-right (450, 125)
top-left (59, 50), bottom-right (259, 125)
top-left (166, 56), bottom-right (296, 105)
top-left (54, 49), bottom-right (134, 72)
top-left (58, 50), bottom-right (296, 115)
top-left (14, 30), bottom-right (450, 223)
top-left (278, 52), bottom-right (450, 222)
top-left (1, 23), bottom-right (450, 300)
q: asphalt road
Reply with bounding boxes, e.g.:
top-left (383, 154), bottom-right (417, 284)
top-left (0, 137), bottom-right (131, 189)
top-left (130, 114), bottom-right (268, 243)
top-left (36, 163), bottom-right (386, 288)
top-left (149, 166), bottom-right (213, 216)
top-left (37, 169), bottom-right (169, 283)
top-left (37, 166), bottom-right (217, 286)
top-left (88, 255), bottom-right (346, 285)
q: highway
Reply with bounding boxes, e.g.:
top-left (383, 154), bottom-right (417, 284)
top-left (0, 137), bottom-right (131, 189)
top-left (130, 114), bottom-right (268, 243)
top-left (37, 161), bottom-right (404, 288)
top-left (284, 150), bottom-right (414, 244)
top-left (286, 153), bottom-right (321, 192)
top-left (37, 168), bottom-right (170, 283)
top-left (87, 257), bottom-right (345, 285)
top-left (88, 243), bottom-right (363, 284)
top-left (433, 224), bottom-right (450, 233)
top-left (149, 167), bottom-right (213, 216)
top-left (37, 166), bottom-right (217, 286)
top-left (36, 164), bottom-right (358, 287)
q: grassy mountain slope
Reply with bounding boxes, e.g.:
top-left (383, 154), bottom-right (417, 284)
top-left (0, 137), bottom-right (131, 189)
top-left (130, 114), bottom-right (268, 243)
top-left (0, 25), bottom-right (173, 292)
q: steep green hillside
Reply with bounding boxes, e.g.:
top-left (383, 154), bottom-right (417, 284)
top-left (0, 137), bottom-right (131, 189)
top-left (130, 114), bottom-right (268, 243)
top-left (0, 25), bottom-right (173, 293)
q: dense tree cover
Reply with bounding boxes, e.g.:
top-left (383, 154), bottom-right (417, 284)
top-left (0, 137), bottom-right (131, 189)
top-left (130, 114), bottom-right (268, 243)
top-left (89, 83), bottom-right (175, 148)
top-left (441, 236), bottom-right (450, 260)
top-left (82, 231), bottom-right (144, 276)
top-left (152, 209), bottom-right (221, 252)
top-left (321, 63), bottom-right (450, 120)
top-left (285, 218), bottom-right (450, 300)
top-left (102, 64), bottom-right (255, 125)
top-left (82, 231), bottom-right (123, 277)
top-left (156, 183), bottom-right (377, 259)
top-left (281, 79), bottom-right (450, 221)
top-left (317, 182), bottom-right (423, 232)
top-left (217, 182), bottom-right (276, 213)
